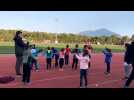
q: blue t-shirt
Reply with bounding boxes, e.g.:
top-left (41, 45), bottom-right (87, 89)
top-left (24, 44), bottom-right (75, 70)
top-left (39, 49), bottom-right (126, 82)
top-left (51, 48), bottom-right (59, 58)
top-left (103, 49), bottom-right (112, 63)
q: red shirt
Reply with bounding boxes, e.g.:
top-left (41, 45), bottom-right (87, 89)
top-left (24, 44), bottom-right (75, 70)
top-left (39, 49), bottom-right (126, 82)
top-left (65, 48), bottom-right (71, 55)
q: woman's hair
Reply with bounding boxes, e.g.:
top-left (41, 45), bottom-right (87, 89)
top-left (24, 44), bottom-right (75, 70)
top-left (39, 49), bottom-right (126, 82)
top-left (131, 41), bottom-right (134, 45)
top-left (125, 43), bottom-right (129, 48)
top-left (13, 31), bottom-right (22, 40)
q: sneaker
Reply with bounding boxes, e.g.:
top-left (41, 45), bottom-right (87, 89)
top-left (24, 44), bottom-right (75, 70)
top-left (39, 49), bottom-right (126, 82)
top-left (26, 82), bottom-right (31, 85)
top-left (122, 77), bottom-right (129, 80)
top-left (16, 73), bottom-right (22, 76)
top-left (124, 85), bottom-right (128, 88)
top-left (80, 86), bottom-right (83, 88)
top-left (85, 86), bottom-right (88, 88)
top-left (35, 69), bottom-right (39, 72)
top-left (104, 72), bottom-right (108, 75)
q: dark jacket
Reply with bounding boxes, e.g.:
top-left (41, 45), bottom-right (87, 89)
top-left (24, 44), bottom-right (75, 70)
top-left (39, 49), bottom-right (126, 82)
top-left (14, 37), bottom-right (26, 57)
top-left (127, 43), bottom-right (134, 64)
top-left (124, 45), bottom-right (131, 64)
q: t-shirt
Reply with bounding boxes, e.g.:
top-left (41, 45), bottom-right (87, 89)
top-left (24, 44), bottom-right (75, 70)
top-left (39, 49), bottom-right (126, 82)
top-left (31, 49), bottom-right (36, 54)
top-left (59, 51), bottom-right (64, 58)
top-left (76, 54), bottom-right (90, 69)
top-left (73, 48), bottom-right (81, 58)
top-left (103, 49), bottom-right (112, 63)
top-left (46, 50), bottom-right (52, 58)
top-left (65, 48), bottom-right (71, 55)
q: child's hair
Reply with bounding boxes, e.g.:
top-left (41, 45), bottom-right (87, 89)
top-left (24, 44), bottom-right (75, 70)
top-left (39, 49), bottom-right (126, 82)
top-left (84, 45), bottom-right (88, 49)
top-left (61, 48), bottom-right (64, 52)
top-left (107, 48), bottom-right (111, 53)
top-left (66, 45), bottom-right (69, 48)
top-left (51, 47), bottom-right (54, 50)
top-left (25, 42), bottom-right (30, 49)
top-left (47, 47), bottom-right (50, 50)
top-left (32, 44), bottom-right (35, 48)
top-left (75, 44), bottom-right (79, 48)
top-left (88, 45), bottom-right (92, 49)
top-left (83, 50), bottom-right (89, 57)
top-left (29, 44), bottom-right (33, 49)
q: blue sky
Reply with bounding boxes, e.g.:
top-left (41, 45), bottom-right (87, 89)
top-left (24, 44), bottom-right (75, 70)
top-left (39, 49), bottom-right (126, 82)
top-left (0, 11), bottom-right (134, 36)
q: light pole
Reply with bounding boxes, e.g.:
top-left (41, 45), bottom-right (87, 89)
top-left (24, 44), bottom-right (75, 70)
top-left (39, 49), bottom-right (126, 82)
top-left (55, 18), bottom-right (59, 44)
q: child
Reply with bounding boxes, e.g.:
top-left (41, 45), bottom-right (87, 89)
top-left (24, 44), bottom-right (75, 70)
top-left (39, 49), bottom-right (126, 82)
top-left (103, 48), bottom-right (112, 75)
top-left (59, 48), bottom-right (65, 71)
top-left (76, 49), bottom-right (90, 88)
top-left (22, 42), bottom-right (32, 85)
top-left (123, 43), bottom-right (132, 79)
top-left (65, 45), bottom-right (71, 65)
top-left (51, 47), bottom-right (59, 69)
top-left (31, 44), bottom-right (41, 71)
top-left (45, 47), bottom-right (53, 70)
top-left (72, 44), bottom-right (81, 70)
top-left (83, 45), bottom-right (92, 69)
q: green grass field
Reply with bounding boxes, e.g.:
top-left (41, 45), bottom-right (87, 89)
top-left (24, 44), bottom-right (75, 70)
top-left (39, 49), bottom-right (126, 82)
top-left (0, 42), bottom-right (125, 54)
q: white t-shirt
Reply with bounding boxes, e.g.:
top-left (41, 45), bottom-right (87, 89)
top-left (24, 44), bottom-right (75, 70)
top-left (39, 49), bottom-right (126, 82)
top-left (59, 51), bottom-right (64, 58)
top-left (76, 54), bottom-right (90, 69)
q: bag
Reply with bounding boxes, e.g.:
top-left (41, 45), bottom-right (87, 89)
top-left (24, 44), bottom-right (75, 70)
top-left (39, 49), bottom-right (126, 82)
top-left (0, 76), bottom-right (15, 84)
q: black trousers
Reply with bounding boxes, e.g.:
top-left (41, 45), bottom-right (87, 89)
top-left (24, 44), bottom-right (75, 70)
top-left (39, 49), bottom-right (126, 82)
top-left (106, 62), bottom-right (110, 73)
top-left (80, 69), bottom-right (88, 87)
top-left (55, 56), bottom-right (59, 68)
top-left (31, 58), bottom-right (39, 70)
top-left (125, 63), bottom-right (134, 87)
top-left (22, 63), bottom-right (31, 83)
top-left (72, 58), bottom-right (78, 70)
top-left (88, 62), bottom-right (91, 69)
top-left (15, 56), bottom-right (23, 75)
top-left (46, 58), bottom-right (52, 70)
top-left (59, 58), bottom-right (64, 69)
top-left (65, 54), bottom-right (69, 65)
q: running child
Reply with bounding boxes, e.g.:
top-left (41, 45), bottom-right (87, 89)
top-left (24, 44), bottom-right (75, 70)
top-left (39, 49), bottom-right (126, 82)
top-left (51, 47), bottom-right (59, 69)
top-left (72, 44), bottom-right (81, 70)
top-left (65, 45), bottom-right (71, 65)
top-left (102, 48), bottom-right (112, 75)
top-left (59, 48), bottom-right (65, 71)
top-left (76, 49), bottom-right (90, 88)
top-left (22, 42), bottom-right (32, 85)
top-left (45, 47), bottom-right (53, 70)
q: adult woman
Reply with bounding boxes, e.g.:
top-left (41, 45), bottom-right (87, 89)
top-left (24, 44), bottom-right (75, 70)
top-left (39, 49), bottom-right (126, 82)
top-left (13, 31), bottom-right (26, 76)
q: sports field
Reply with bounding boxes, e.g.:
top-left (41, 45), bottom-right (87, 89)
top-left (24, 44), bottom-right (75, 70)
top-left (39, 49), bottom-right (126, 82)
top-left (0, 42), bottom-right (124, 54)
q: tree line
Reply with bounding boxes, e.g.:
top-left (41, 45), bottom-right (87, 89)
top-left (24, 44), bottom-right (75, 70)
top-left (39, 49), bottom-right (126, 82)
top-left (0, 29), bottom-right (132, 45)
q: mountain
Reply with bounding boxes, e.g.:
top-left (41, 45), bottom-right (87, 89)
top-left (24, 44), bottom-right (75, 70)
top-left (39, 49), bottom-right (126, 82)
top-left (79, 28), bottom-right (120, 37)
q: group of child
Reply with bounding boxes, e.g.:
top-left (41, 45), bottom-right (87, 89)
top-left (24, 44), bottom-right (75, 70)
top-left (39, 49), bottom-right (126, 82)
top-left (21, 39), bottom-right (114, 87)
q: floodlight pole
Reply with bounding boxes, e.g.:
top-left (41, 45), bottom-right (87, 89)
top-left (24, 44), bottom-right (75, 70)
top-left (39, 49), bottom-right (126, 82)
top-left (55, 18), bottom-right (58, 44)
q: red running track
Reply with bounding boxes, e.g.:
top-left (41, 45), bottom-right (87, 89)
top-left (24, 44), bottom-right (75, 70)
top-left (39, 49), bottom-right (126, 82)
top-left (0, 53), bottom-right (134, 88)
